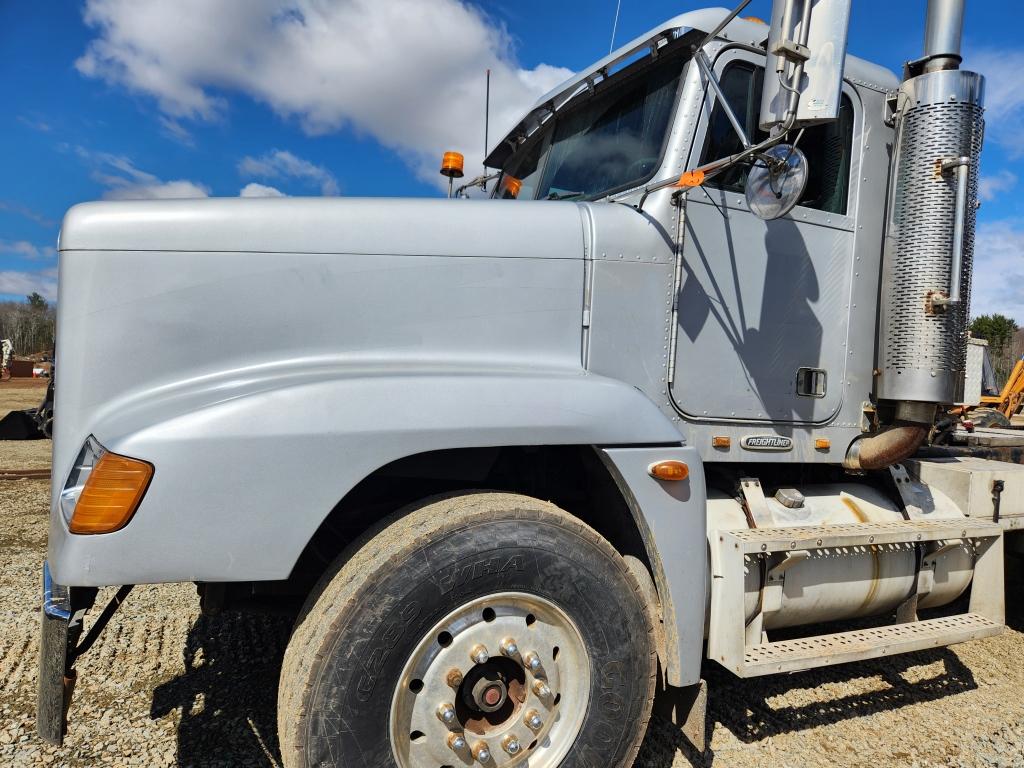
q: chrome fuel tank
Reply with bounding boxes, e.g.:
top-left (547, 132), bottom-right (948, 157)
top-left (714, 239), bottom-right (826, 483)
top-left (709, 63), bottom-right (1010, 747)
top-left (706, 483), bottom-right (974, 632)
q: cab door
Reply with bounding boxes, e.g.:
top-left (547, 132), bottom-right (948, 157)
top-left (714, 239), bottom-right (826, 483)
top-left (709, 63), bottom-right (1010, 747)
top-left (669, 48), bottom-right (861, 424)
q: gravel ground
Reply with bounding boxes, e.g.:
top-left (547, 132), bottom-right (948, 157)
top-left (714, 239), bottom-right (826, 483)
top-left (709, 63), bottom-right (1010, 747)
top-left (2, 449), bottom-right (1024, 767)
top-left (0, 441), bottom-right (51, 471)
top-left (0, 380), bottom-right (48, 410)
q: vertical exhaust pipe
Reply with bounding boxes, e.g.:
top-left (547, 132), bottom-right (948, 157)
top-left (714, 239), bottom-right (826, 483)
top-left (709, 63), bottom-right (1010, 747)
top-left (873, 0), bottom-right (984, 422)
top-left (851, 0), bottom-right (981, 470)
top-left (922, 0), bottom-right (965, 72)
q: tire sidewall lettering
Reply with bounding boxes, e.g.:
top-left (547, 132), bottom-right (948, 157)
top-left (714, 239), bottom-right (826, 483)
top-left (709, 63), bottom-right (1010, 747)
top-left (355, 600), bottom-right (420, 703)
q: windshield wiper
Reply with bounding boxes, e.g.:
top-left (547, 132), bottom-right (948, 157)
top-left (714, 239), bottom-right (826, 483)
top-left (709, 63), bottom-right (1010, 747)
top-left (546, 190), bottom-right (584, 201)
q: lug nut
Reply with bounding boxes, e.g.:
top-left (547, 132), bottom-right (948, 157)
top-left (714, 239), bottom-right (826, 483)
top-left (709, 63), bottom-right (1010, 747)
top-left (503, 735), bottom-right (522, 755)
top-left (523, 651), bottom-right (542, 672)
top-left (470, 645), bottom-right (490, 665)
top-left (472, 741), bottom-right (491, 763)
top-left (448, 733), bottom-right (468, 752)
top-left (525, 710), bottom-right (543, 730)
top-left (532, 680), bottom-right (551, 698)
top-left (437, 703), bottom-right (457, 725)
top-left (447, 668), bottom-right (464, 689)
top-left (500, 638), bottom-right (519, 657)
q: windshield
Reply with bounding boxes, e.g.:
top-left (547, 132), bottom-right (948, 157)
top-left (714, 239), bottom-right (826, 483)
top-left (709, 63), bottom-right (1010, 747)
top-left (496, 54), bottom-right (684, 201)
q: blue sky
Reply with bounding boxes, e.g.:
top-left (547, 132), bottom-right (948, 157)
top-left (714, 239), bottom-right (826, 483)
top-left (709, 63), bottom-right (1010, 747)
top-left (1, 1), bottom-right (1022, 320)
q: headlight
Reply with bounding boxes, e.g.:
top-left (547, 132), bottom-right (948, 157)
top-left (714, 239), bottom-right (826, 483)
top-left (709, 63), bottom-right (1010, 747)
top-left (59, 436), bottom-right (105, 525)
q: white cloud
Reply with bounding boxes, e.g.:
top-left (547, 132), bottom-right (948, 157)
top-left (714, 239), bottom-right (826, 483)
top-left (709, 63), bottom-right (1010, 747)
top-left (0, 240), bottom-right (56, 260)
top-left (238, 150), bottom-right (337, 195)
top-left (969, 47), bottom-right (1024, 157)
top-left (158, 115), bottom-right (194, 146)
top-left (18, 115), bottom-right (52, 133)
top-left (0, 267), bottom-right (58, 301)
top-left (972, 219), bottom-right (1024, 324)
top-left (103, 179), bottom-right (210, 200)
top-left (0, 201), bottom-right (56, 229)
top-left (72, 146), bottom-right (210, 200)
top-left (75, 0), bottom-right (573, 189)
top-left (239, 182), bottom-right (286, 197)
top-left (979, 169), bottom-right (1017, 201)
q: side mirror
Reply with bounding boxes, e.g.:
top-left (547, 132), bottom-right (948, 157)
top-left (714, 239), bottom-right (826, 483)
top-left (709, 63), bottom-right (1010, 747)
top-left (744, 144), bottom-right (809, 220)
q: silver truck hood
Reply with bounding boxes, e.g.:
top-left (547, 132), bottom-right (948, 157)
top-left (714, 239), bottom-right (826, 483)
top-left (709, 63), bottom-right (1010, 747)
top-left (59, 197), bottom-right (586, 260)
top-left (51, 196), bottom-right (593, 513)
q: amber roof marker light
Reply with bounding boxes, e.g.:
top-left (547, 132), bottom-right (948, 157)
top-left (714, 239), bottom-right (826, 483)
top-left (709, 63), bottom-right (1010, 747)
top-left (501, 175), bottom-right (523, 199)
top-left (440, 151), bottom-right (465, 198)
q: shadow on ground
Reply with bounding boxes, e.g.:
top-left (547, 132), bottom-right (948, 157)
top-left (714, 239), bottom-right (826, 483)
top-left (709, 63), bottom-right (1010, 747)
top-left (706, 648), bottom-right (976, 743)
top-left (637, 647), bottom-right (976, 768)
top-left (153, 557), bottom-right (1024, 768)
top-left (1006, 552), bottom-right (1024, 633)
top-left (151, 612), bottom-right (292, 767)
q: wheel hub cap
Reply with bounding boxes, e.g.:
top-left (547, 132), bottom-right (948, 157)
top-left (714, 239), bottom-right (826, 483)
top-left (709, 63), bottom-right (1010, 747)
top-left (389, 592), bottom-right (590, 768)
top-left (470, 673), bottom-right (508, 712)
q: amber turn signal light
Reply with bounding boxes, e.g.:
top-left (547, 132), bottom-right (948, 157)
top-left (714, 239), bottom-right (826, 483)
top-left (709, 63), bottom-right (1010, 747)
top-left (677, 170), bottom-right (705, 188)
top-left (814, 438), bottom-right (831, 450)
top-left (648, 460), bottom-right (689, 482)
top-left (68, 452), bottom-right (154, 534)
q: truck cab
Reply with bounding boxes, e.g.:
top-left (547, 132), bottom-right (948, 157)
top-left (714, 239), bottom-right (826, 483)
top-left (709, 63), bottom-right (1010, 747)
top-left (38, 6), bottom-right (1018, 768)
top-left (485, 11), bottom-right (893, 464)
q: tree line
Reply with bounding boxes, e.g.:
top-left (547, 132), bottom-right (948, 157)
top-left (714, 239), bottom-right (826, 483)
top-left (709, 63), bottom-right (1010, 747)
top-left (0, 295), bottom-right (1019, 383)
top-left (970, 313), bottom-right (1021, 388)
top-left (0, 293), bottom-right (55, 356)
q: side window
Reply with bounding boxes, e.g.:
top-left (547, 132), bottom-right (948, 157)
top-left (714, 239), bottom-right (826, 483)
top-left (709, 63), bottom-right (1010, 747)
top-left (698, 63), bottom-right (768, 194)
top-left (698, 61), bottom-right (855, 215)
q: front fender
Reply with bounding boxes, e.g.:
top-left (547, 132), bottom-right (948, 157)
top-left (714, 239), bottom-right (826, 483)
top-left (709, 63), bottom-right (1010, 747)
top-left (48, 368), bottom-right (682, 586)
top-left (599, 446), bottom-right (706, 688)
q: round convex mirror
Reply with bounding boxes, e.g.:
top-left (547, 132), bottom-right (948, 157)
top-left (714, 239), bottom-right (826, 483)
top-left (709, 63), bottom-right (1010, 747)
top-left (744, 144), bottom-right (809, 220)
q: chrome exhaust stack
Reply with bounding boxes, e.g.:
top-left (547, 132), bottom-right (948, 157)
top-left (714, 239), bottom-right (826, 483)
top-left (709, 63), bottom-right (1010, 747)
top-left (874, 0), bottom-right (984, 422)
top-left (922, 0), bottom-right (966, 73)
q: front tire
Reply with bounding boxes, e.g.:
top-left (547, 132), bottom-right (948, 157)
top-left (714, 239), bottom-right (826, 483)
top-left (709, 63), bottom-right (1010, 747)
top-left (278, 492), bottom-right (656, 768)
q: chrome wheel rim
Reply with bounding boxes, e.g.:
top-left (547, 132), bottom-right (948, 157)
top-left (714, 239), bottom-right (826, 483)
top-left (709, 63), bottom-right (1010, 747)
top-left (389, 591), bottom-right (590, 768)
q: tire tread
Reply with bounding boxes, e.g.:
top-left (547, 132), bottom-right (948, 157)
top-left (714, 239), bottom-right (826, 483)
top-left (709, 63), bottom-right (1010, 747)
top-left (277, 491), bottom-right (657, 768)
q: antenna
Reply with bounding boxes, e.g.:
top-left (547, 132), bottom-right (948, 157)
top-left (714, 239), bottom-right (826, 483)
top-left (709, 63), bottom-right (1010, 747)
top-left (609, 0), bottom-right (622, 54)
top-left (484, 68), bottom-right (491, 181)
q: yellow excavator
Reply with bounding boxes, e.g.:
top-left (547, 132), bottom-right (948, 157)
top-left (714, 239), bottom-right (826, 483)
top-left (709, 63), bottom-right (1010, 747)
top-left (970, 354), bottom-right (1024, 428)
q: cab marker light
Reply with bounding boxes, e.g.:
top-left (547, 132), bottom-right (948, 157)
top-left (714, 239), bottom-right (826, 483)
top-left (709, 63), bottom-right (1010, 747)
top-left (648, 460), bottom-right (689, 481)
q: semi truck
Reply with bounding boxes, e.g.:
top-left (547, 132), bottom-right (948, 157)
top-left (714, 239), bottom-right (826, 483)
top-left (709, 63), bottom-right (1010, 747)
top-left (37, 1), bottom-right (1024, 767)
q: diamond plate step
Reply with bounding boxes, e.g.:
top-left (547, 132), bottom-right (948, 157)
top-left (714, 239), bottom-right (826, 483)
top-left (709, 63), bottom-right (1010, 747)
top-left (719, 519), bottom-right (1003, 555)
top-left (735, 613), bottom-right (1001, 677)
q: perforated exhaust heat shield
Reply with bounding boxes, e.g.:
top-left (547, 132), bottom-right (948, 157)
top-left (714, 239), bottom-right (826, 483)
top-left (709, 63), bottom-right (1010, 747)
top-left (876, 68), bottom-right (985, 406)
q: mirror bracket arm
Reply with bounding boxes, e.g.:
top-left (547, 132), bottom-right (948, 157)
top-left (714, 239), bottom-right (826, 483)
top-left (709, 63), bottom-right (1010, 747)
top-left (694, 50), bottom-right (751, 150)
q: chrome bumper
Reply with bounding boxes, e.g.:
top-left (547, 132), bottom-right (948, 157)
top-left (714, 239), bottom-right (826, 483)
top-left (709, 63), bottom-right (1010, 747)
top-left (37, 562), bottom-right (74, 745)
